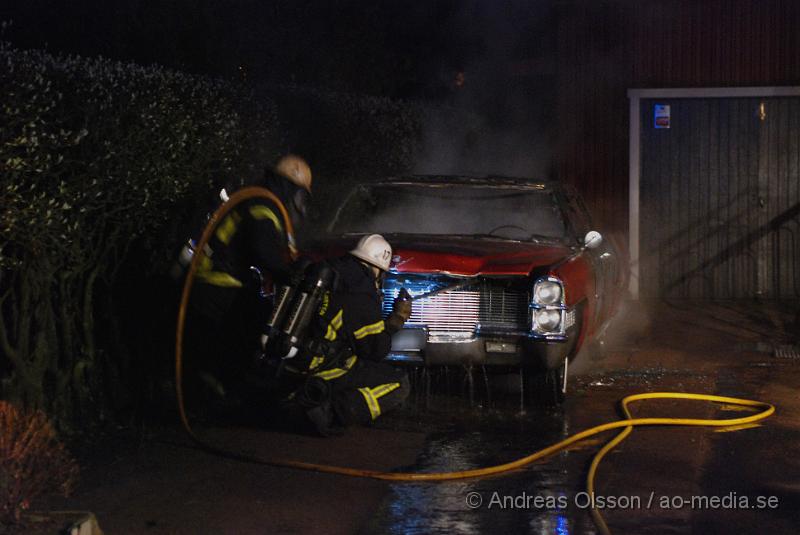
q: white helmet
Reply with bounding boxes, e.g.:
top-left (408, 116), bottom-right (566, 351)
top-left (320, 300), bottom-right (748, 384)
top-left (350, 234), bottom-right (392, 271)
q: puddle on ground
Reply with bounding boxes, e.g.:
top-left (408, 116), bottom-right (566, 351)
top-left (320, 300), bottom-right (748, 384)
top-left (367, 388), bottom-right (601, 535)
top-left (365, 363), bottom-right (724, 534)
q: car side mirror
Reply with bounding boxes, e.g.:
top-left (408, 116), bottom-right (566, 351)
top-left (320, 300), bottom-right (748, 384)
top-left (583, 230), bottom-right (603, 250)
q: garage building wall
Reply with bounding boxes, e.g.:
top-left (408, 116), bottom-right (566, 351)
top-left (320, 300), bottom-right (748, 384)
top-left (556, 0), bottom-right (800, 234)
top-left (637, 94), bottom-right (800, 299)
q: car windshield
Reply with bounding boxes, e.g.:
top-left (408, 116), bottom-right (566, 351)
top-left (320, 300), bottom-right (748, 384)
top-left (329, 183), bottom-right (568, 241)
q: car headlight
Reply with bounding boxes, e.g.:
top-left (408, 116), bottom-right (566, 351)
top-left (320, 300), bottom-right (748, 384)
top-left (533, 280), bottom-right (562, 305)
top-left (530, 276), bottom-right (566, 336)
top-left (534, 309), bottom-right (562, 332)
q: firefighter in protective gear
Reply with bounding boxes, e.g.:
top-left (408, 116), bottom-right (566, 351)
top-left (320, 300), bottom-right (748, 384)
top-left (194, 154), bottom-right (312, 296)
top-left (282, 234), bottom-right (412, 436)
top-left (186, 154), bottom-right (312, 402)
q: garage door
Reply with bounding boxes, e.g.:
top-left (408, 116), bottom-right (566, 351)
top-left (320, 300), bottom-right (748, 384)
top-left (639, 97), bottom-right (800, 299)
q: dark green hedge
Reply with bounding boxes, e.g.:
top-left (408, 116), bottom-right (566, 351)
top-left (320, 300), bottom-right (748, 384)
top-left (0, 44), bottom-right (281, 426)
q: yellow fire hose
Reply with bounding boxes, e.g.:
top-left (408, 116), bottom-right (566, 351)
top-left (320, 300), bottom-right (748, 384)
top-left (175, 187), bottom-right (775, 535)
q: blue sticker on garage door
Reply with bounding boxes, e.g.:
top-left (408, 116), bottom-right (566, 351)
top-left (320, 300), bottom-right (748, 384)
top-left (654, 104), bottom-right (671, 128)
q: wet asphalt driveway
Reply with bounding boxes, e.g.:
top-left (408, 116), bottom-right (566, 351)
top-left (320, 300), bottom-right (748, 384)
top-left (41, 301), bottom-right (800, 534)
top-left (364, 301), bottom-right (800, 535)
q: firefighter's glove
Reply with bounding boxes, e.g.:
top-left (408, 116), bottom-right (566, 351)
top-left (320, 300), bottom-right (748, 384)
top-left (386, 291), bottom-right (412, 334)
top-left (393, 294), bottom-right (412, 321)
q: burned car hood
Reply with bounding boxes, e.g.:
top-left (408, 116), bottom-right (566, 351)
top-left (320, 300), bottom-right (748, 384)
top-left (311, 234), bottom-right (574, 276)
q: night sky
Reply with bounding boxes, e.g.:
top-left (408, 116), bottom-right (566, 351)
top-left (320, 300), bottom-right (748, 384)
top-left (2, 0), bottom-right (558, 176)
top-left (1, 1), bottom-right (554, 97)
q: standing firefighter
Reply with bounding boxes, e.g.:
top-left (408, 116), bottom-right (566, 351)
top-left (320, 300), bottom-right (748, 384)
top-left (278, 234), bottom-right (413, 435)
top-left (184, 154), bottom-right (313, 402)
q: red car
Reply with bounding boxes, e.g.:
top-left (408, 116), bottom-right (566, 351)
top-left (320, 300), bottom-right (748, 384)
top-left (320, 176), bottom-right (627, 403)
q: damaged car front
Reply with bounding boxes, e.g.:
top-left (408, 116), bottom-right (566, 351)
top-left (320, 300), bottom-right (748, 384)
top-left (321, 176), bottom-right (625, 403)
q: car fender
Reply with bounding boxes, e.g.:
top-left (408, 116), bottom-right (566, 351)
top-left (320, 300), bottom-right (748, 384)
top-left (550, 252), bottom-right (597, 341)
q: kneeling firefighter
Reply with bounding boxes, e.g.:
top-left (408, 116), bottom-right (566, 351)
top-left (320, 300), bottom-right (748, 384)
top-left (272, 234), bottom-right (412, 436)
top-left (180, 154), bottom-right (313, 403)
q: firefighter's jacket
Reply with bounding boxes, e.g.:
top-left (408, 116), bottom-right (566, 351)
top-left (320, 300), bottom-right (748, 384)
top-left (195, 195), bottom-right (291, 289)
top-left (301, 255), bottom-right (392, 379)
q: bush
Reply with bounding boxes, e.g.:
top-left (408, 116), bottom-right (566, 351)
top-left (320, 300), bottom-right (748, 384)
top-left (0, 43), bottom-right (280, 427)
top-left (0, 401), bottom-right (78, 528)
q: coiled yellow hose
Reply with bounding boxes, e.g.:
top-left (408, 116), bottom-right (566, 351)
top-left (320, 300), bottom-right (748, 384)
top-left (176, 187), bottom-right (775, 534)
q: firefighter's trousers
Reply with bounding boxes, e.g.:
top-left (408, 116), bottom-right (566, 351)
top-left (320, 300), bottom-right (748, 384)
top-left (321, 359), bottom-right (409, 425)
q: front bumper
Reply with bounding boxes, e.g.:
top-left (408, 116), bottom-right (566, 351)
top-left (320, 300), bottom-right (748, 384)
top-left (382, 274), bottom-right (577, 368)
top-left (386, 325), bottom-right (576, 368)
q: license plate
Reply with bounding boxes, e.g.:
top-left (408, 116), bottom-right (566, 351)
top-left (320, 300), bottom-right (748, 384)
top-left (391, 327), bottom-right (427, 352)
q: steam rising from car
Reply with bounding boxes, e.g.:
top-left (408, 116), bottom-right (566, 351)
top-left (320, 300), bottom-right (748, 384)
top-left (569, 299), bottom-right (654, 375)
top-left (331, 185), bottom-right (566, 240)
top-left (411, 1), bottom-right (555, 180)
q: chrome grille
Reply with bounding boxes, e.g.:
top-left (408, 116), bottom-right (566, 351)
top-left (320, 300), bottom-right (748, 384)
top-left (480, 286), bottom-right (528, 330)
top-left (382, 275), bottom-right (529, 336)
top-left (407, 290), bottom-right (481, 335)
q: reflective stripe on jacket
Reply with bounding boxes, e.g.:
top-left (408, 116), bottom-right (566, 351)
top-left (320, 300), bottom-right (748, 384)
top-left (195, 196), bottom-right (291, 287)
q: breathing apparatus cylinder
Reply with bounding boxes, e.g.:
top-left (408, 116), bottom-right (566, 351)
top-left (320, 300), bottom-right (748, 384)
top-left (280, 262), bottom-right (335, 359)
top-left (261, 259), bottom-right (312, 351)
top-left (261, 285), bottom-right (294, 350)
top-left (169, 238), bottom-right (196, 280)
